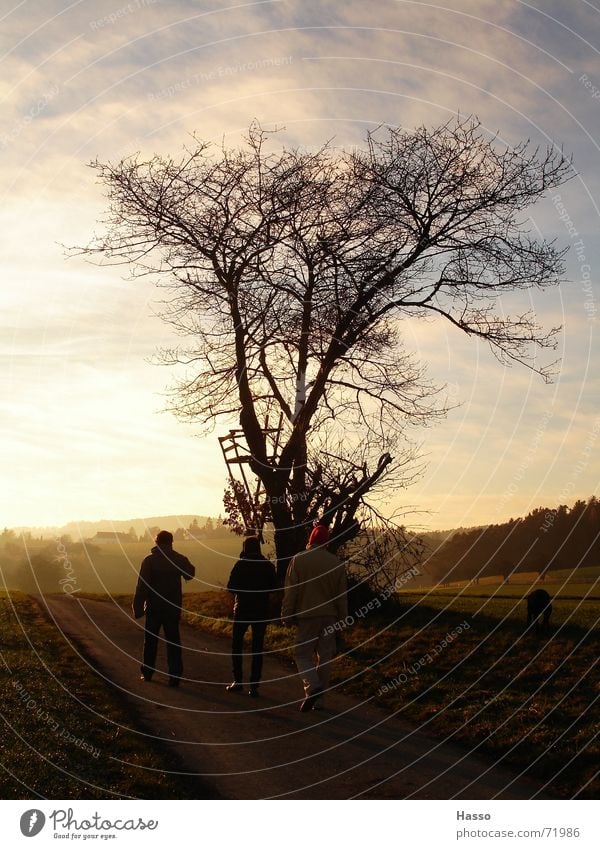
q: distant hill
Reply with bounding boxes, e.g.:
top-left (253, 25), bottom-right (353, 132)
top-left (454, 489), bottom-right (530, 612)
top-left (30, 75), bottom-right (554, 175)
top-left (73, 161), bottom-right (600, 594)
top-left (419, 527), bottom-right (475, 549)
top-left (422, 496), bottom-right (600, 583)
top-left (16, 515), bottom-right (210, 540)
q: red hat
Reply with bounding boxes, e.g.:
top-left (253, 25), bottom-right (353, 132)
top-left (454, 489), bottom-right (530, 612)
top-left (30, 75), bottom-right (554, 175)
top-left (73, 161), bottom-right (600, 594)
top-left (308, 524), bottom-right (330, 546)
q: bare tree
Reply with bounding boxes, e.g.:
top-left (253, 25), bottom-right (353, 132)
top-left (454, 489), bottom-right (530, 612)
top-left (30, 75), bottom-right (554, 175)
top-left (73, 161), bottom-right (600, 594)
top-left (80, 117), bottom-right (572, 576)
top-left (342, 505), bottom-right (425, 597)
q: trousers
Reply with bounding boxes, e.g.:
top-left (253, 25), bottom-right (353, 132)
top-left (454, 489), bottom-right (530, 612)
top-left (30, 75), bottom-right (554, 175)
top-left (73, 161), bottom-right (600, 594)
top-left (142, 607), bottom-right (183, 679)
top-left (294, 616), bottom-right (337, 695)
top-left (231, 618), bottom-right (267, 685)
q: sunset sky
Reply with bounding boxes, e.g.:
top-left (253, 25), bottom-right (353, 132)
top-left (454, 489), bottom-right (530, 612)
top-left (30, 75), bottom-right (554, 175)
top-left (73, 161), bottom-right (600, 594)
top-left (1, 0), bottom-right (599, 531)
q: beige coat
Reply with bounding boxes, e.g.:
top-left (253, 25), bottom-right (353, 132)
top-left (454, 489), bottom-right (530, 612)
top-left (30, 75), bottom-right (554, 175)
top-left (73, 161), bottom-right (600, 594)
top-left (282, 545), bottom-right (348, 621)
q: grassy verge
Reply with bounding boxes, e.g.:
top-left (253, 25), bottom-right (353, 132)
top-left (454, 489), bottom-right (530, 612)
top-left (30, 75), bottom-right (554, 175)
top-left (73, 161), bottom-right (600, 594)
top-left (182, 590), bottom-right (599, 799)
top-left (0, 591), bottom-right (215, 799)
top-left (399, 588), bottom-right (600, 631)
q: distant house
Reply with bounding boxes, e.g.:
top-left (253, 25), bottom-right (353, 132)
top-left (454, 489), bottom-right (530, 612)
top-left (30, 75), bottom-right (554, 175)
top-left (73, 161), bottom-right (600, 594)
top-left (91, 531), bottom-right (135, 544)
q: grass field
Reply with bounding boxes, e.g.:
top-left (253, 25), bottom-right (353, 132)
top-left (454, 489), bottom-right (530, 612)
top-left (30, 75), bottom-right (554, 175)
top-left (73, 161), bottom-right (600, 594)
top-left (93, 539), bottom-right (246, 591)
top-left (2, 537), bottom-right (246, 596)
top-left (4, 542), bottom-right (598, 798)
top-left (0, 591), bottom-right (214, 799)
top-left (416, 565), bottom-right (600, 592)
top-left (182, 582), bottom-right (600, 799)
top-left (399, 568), bottom-right (600, 632)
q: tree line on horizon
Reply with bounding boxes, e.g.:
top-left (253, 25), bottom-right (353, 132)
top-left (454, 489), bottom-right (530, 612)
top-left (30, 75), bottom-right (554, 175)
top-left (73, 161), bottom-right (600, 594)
top-left (111, 516), bottom-right (231, 543)
top-left (2, 496), bottom-right (597, 596)
top-left (423, 496), bottom-right (600, 583)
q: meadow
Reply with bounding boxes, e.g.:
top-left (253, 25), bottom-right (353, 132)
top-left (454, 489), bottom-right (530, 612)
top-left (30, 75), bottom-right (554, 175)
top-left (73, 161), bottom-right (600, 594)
top-left (399, 567), bottom-right (600, 632)
top-left (89, 539), bottom-right (244, 593)
top-left (1, 536), bottom-right (245, 596)
top-left (2, 538), bottom-right (598, 798)
top-left (181, 567), bottom-right (599, 799)
top-left (0, 591), bottom-right (214, 798)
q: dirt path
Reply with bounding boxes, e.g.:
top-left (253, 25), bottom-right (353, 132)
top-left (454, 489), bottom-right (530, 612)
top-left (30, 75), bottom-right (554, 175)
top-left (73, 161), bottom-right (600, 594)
top-left (37, 594), bottom-right (545, 800)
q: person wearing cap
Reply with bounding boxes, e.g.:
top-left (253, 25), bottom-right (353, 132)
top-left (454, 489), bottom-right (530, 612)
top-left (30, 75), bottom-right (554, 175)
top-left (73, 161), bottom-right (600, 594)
top-left (225, 535), bottom-right (278, 697)
top-left (281, 523), bottom-right (348, 711)
top-left (133, 529), bottom-right (195, 687)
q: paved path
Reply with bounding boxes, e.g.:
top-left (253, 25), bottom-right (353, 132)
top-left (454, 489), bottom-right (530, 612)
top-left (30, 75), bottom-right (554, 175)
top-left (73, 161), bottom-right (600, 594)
top-left (37, 594), bottom-right (545, 800)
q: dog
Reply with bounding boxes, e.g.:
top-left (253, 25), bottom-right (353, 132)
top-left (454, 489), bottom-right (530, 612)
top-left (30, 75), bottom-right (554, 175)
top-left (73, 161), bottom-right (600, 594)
top-left (526, 588), bottom-right (552, 632)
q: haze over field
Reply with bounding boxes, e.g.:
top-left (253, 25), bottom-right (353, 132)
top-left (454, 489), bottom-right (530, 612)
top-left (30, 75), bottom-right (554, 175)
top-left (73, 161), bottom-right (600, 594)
top-left (15, 515), bottom-right (210, 539)
top-left (3, 495), bottom-right (598, 599)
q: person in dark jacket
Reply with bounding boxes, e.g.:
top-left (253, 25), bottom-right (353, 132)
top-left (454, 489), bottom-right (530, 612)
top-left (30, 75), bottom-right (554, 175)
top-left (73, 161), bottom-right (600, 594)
top-left (133, 530), bottom-right (195, 687)
top-left (226, 536), bottom-right (277, 697)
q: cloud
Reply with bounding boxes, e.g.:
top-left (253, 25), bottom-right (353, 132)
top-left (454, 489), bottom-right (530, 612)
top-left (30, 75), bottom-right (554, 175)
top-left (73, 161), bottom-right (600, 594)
top-left (1, 0), bottom-right (598, 527)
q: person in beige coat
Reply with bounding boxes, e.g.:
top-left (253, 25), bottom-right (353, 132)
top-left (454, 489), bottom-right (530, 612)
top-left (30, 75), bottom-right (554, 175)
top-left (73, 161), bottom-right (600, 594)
top-left (281, 524), bottom-right (348, 711)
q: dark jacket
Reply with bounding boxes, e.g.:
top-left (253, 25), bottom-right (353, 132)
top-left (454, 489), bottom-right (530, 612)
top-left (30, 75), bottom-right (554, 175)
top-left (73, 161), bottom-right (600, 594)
top-left (133, 545), bottom-right (195, 618)
top-left (227, 555), bottom-right (277, 620)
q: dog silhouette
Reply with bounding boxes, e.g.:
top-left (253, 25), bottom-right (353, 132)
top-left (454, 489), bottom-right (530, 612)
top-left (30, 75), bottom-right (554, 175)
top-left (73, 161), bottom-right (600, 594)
top-left (527, 588), bottom-right (552, 632)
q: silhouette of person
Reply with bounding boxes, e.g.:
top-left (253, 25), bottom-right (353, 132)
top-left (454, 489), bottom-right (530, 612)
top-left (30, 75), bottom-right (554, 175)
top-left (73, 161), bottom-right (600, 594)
top-left (133, 529), bottom-right (195, 687)
top-left (282, 524), bottom-right (347, 711)
top-left (226, 535), bottom-right (277, 697)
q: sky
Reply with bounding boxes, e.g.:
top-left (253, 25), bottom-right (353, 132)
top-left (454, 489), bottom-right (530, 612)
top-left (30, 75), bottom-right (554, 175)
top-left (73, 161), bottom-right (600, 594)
top-left (1, 0), bottom-right (599, 531)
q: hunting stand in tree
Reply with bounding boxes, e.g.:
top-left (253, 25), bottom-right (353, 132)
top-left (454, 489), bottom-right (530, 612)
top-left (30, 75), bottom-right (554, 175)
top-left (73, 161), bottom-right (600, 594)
top-left (218, 414), bottom-right (284, 542)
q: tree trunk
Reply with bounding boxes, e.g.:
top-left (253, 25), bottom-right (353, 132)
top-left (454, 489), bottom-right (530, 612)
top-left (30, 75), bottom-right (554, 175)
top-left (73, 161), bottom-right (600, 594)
top-left (273, 524), bottom-right (309, 583)
top-left (269, 498), bottom-right (309, 583)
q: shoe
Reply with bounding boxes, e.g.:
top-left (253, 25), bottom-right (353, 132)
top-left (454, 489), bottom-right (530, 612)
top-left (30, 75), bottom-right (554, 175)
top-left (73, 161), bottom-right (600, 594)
top-left (168, 677), bottom-right (181, 688)
top-left (249, 686), bottom-right (260, 698)
top-left (139, 674), bottom-right (152, 682)
top-left (226, 682), bottom-right (243, 692)
top-left (300, 687), bottom-right (323, 712)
